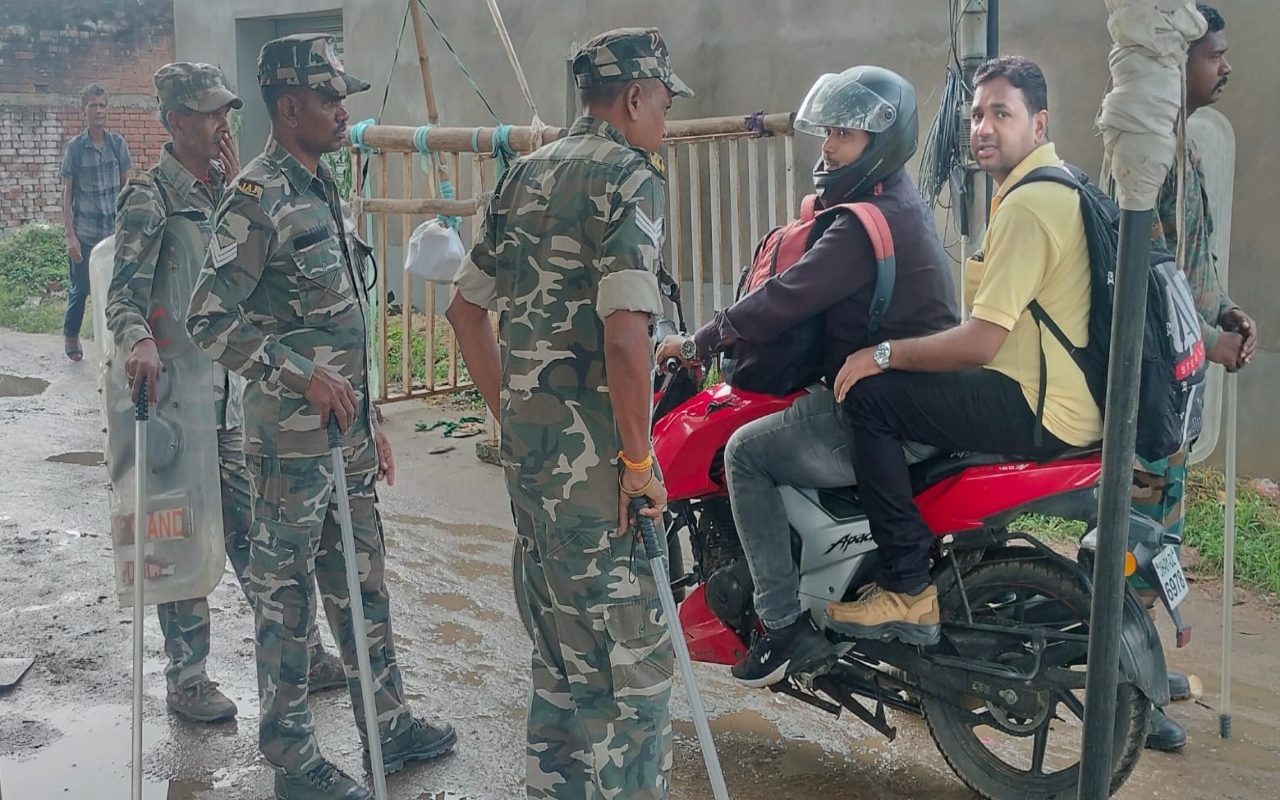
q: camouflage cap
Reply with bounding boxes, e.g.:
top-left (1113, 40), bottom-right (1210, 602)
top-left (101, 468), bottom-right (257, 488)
top-left (572, 27), bottom-right (693, 98)
top-left (257, 33), bottom-right (370, 97)
top-left (155, 62), bottom-right (243, 113)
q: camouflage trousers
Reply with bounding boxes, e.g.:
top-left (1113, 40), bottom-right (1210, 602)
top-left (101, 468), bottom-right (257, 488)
top-left (156, 427), bottom-right (324, 692)
top-left (1129, 448), bottom-right (1188, 593)
top-left (514, 504), bottom-right (674, 800)
top-left (1132, 448), bottom-right (1189, 544)
top-left (246, 436), bottom-right (412, 773)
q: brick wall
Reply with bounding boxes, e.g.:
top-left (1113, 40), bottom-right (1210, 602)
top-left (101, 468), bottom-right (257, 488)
top-left (0, 0), bottom-right (174, 233)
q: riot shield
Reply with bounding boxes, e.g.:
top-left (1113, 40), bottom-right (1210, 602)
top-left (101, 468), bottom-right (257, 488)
top-left (1186, 108), bottom-right (1235, 464)
top-left (90, 228), bottom-right (225, 608)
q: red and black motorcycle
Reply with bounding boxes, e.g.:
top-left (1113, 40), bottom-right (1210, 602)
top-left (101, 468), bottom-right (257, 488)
top-left (513, 321), bottom-right (1190, 800)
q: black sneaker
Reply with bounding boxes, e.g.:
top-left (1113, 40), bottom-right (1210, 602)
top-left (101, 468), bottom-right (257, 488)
top-left (274, 760), bottom-right (371, 799)
top-left (731, 614), bottom-right (833, 689)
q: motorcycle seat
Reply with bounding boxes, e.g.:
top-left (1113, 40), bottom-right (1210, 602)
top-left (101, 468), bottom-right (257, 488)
top-left (816, 445), bottom-right (1102, 519)
top-left (908, 444), bottom-right (1102, 494)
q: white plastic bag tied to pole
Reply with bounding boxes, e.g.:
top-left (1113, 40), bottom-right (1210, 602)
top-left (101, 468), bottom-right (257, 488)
top-left (405, 218), bottom-right (467, 284)
top-left (1098, 0), bottom-right (1206, 210)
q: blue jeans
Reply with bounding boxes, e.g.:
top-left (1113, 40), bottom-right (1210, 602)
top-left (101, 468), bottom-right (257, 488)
top-left (63, 236), bottom-right (98, 338)
top-left (724, 385), bottom-right (933, 628)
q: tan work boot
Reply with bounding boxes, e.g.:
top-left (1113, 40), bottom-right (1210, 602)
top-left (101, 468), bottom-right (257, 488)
top-left (166, 677), bottom-right (237, 723)
top-left (307, 646), bottom-right (347, 693)
top-left (827, 583), bottom-right (941, 645)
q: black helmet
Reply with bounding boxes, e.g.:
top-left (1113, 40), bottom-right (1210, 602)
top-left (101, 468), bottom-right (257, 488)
top-left (795, 66), bottom-right (919, 203)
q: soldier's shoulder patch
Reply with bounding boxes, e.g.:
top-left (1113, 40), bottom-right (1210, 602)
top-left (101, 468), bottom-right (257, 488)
top-left (236, 179), bottom-right (264, 200)
top-left (126, 170), bottom-right (154, 187)
top-left (647, 152), bottom-right (666, 177)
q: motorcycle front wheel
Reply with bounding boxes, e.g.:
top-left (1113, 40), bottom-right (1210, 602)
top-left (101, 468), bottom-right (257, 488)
top-left (922, 557), bottom-right (1150, 800)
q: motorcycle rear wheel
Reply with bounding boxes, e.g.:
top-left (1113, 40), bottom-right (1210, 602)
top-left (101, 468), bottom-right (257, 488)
top-left (922, 557), bottom-right (1150, 800)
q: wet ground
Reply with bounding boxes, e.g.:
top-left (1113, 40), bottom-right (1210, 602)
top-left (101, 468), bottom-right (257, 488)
top-left (1, 328), bottom-right (1279, 799)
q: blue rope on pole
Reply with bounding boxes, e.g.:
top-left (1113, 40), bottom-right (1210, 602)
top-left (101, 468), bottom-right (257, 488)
top-left (349, 119), bottom-right (376, 154)
top-left (413, 124), bottom-right (460, 229)
top-left (491, 123), bottom-right (515, 180)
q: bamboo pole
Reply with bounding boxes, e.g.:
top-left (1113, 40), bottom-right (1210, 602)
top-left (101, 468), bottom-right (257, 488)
top-left (784, 135), bottom-right (797, 221)
top-left (377, 156), bottom-right (390, 401)
top-left (668, 146), bottom-right (683, 291)
top-left (447, 153), bottom-right (461, 388)
top-left (689, 142), bottom-right (704, 325)
top-left (408, 0), bottom-right (440, 124)
top-left (359, 197), bottom-right (480, 216)
top-left (709, 140), bottom-right (723, 311)
top-left (345, 114), bottom-right (793, 155)
top-left (747, 139), bottom-right (761, 253)
top-left (401, 154), bottom-right (414, 394)
top-left (767, 137), bottom-right (779, 228)
top-left (728, 139), bottom-right (742, 296)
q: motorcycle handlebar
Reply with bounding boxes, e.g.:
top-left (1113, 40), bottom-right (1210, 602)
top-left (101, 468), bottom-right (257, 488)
top-left (662, 357), bottom-right (682, 375)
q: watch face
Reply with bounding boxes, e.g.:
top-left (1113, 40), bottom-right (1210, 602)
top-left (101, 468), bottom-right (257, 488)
top-left (681, 338), bottom-right (697, 361)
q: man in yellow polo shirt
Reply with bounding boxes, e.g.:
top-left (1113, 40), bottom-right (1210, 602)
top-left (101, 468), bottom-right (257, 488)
top-left (822, 55), bottom-right (1100, 643)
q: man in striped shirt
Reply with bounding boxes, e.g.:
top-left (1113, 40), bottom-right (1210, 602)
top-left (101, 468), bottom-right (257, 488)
top-left (60, 83), bottom-right (132, 362)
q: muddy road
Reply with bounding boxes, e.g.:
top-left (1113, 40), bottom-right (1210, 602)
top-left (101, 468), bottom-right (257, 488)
top-left (2, 329), bottom-right (1279, 799)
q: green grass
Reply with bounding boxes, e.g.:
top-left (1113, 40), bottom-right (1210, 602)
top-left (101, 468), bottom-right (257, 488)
top-left (0, 224), bottom-right (91, 336)
top-left (1015, 468), bottom-right (1280, 595)
top-left (1013, 514), bottom-right (1088, 548)
top-left (385, 314), bottom-right (471, 392)
top-left (1183, 469), bottom-right (1280, 595)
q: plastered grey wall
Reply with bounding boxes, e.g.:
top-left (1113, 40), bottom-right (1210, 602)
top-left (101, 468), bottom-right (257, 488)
top-left (174, 0), bottom-right (1279, 476)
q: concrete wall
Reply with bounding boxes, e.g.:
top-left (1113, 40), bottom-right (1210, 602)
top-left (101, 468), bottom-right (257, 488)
top-left (0, 0), bottom-right (175, 232)
top-left (174, 0), bottom-right (1279, 476)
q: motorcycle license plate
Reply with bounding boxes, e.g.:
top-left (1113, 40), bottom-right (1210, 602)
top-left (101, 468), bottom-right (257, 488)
top-left (1152, 545), bottom-right (1189, 609)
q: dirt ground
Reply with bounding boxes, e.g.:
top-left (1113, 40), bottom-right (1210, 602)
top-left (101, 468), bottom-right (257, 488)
top-left (1, 328), bottom-right (1278, 799)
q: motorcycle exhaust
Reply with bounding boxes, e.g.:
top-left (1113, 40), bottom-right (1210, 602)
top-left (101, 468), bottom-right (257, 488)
top-left (631, 498), bottom-right (730, 800)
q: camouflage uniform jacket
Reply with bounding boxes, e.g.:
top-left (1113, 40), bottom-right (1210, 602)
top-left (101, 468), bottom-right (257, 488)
top-left (106, 144), bottom-right (242, 430)
top-left (455, 116), bottom-right (667, 533)
top-left (1152, 139), bottom-right (1238, 352)
top-left (187, 137), bottom-right (374, 458)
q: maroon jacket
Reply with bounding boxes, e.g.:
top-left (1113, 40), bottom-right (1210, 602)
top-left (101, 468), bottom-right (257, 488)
top-left (694, 168), bottom-right (959, 385)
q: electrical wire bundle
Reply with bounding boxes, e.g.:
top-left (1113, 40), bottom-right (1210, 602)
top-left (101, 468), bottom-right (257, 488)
top-left (918, 63), bottom-right (968, 209)
top-left (919, 0), bottom-right (975, 211)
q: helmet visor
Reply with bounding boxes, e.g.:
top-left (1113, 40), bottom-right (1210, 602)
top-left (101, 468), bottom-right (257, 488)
top-left (794, 72), bottom-right (897, 136)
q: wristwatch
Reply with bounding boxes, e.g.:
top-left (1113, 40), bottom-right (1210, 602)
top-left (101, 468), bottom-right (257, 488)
top-left (680, 336), bottom-right (698, 362)
top-left (873, 341), bottom-right (892, 371)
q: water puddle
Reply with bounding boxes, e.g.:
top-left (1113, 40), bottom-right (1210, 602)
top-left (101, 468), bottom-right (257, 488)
top-left (670, 711), bottom-right (969, 799)
top-left (441, 668), bottom-right (487, 688)
top-left (46, 450), bottom-right (104, 466)
top-left (428, 621), bottom-right (483, 647)
top-left (0, 704), bottom-right (201, 799)
top-left (385, 512), bottom-right (511, 541)
top-left (0, 373), bottom-right (49, 398)
top-left (418, 592), bottom-right (504, 624)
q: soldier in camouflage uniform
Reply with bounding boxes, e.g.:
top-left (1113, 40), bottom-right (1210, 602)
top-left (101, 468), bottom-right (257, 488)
top-left (105, 62), bottom-right (345, 725)
top-left (186, 36), bottom-right (456, 800)
top-left (1132, 3), bottom-right (1258, 753)
top-left (447, 28), bottom-right (692, 800)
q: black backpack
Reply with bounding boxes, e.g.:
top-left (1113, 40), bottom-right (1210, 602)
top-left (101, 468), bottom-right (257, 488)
top-left (1007, 164), bottom-right (1207, 463)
